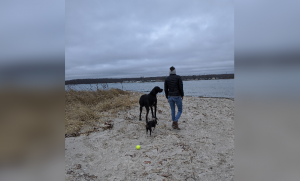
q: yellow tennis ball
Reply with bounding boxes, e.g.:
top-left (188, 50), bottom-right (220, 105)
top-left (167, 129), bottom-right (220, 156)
top-left (136, 145), bottom-right (140, 150)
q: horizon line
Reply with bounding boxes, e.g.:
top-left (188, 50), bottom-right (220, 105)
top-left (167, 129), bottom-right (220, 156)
top-left (65, 73), bottom-right (234, 81)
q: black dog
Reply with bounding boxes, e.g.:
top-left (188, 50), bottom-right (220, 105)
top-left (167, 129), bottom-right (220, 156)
top-left (146, 118), bottom-right (158, 136)
top-left (139, 86), bottom-right (163, 122)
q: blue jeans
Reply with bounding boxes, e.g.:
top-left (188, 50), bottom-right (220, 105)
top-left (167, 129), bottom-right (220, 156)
top-left (168, 96), bottom-right (183, 122)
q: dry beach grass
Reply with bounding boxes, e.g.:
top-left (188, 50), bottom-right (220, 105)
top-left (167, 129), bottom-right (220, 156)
top-left (0, 90), bottom-right (63, 165)
top-left (65, 88), bottom-right (234, 180)
top-left (65, 87), bottom-right (140, 136)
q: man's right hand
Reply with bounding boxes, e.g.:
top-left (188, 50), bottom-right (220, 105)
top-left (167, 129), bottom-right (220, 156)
top-left (181, 96), bottom-right (184, 100)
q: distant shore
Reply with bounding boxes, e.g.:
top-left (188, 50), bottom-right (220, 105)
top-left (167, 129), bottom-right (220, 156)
top-left (65, 74), bottom-right (234, 85)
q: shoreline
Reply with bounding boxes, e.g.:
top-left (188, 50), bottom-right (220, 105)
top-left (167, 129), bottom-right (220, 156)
top-left (136, 92), bottom-right (235, 101)
top-left (65, 95), bottom-right (234, 180)
top-left (65, 79), bottom-right (234, 100)
top-left (196, 96), bottom-right (234, 101)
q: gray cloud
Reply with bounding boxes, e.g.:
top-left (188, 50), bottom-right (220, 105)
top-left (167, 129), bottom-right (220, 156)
top-left (235, 0), bottom-right (300, 54)
top-left (0, 0), bottom-right (64, 64)
top-left (66, 0), bottom-right (234, 80)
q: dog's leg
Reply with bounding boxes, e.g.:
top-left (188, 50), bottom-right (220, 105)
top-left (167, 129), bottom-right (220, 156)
top-left (154, 104), bottom-right (157, 119)
top-left (150, 106), bottom-right (154, 118)
top-left (139, 106), bottom-right (142, 121)
top-left (150, 127), bottom-right (152, 136)
top-left (145, 105), bottom-right (149, 122)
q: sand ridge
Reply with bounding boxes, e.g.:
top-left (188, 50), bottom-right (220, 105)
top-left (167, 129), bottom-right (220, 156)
top-left (65, 95), bottom-right (234, 181)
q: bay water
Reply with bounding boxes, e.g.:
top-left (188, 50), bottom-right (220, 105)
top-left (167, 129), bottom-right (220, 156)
top-left (65, 79), bottom-right (234, 99)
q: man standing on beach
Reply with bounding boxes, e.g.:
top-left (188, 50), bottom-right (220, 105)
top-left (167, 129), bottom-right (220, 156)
top-left (164, 66), bottom-right (184, 130)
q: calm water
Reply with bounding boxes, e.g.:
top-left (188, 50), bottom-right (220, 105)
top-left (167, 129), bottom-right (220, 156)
top-left (65, 79), bottom-right (234, 98)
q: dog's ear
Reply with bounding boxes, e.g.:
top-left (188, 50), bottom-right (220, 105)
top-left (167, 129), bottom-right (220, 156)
top-left (153, 87), bottom-right (158, 94)
top-left (150, 86), bottom-right (160, 95)
top-left (156, 86), bottom-right (161, 92)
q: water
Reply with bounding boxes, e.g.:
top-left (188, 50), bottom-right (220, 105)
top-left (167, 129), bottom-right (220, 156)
top-left (65, 79), bottom-right (234, 99)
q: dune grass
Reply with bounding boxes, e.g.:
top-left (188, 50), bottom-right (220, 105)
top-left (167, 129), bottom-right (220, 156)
top-left (65, 86), bottom-right (141, 136)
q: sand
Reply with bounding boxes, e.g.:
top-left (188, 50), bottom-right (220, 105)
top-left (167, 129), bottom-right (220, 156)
top-left (65, 95), bottom-right (234, 181)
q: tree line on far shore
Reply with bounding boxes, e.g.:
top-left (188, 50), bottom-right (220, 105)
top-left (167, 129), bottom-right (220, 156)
top-left (65, 73), bottom-right (234, 85)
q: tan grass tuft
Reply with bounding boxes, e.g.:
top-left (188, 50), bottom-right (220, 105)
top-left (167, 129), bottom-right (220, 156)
top-left (65, 87), bottom-right (140, 135)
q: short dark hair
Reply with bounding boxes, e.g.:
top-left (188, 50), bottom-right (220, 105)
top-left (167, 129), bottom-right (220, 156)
top-left (170, 66), bottom-right (175, 71)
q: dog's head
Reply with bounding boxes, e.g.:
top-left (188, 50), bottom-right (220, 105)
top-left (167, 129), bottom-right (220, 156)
top-left (147, 118), bottom-right (158, 124)
top-left (150, 86), bottom-right (163, 95)
top-left (155, 118), bottom-right (158, 125)
top-left (153, 118), bottom-right (158, 125)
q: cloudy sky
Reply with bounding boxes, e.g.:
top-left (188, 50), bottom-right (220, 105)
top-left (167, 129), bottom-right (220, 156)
top-left (65, 0), bottom-right (234, 80)
top-left (0, 0), bottom-right (64, 64)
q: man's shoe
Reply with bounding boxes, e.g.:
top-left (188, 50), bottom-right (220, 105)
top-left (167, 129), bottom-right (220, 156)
top-left (173, 121), bottom-right (181, 130)
top-left (172, 121), bottom-right (176, 129)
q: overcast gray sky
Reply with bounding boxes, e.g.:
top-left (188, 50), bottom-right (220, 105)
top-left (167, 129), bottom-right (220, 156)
top-left (65, 0), bottom-right (234, 80)
top-left (0, 0), bottom-right (64, 65)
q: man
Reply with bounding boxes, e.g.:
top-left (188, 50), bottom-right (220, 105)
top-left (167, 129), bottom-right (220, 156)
top-left (164, 66), bottom-right (184, 130)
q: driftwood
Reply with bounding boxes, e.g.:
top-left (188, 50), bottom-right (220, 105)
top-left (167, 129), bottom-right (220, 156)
top-left (102, 120), bottom-right (114, 130)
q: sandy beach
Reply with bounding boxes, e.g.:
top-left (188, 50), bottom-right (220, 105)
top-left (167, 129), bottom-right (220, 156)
top-left (65, 94), bottom-right (234, 181)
